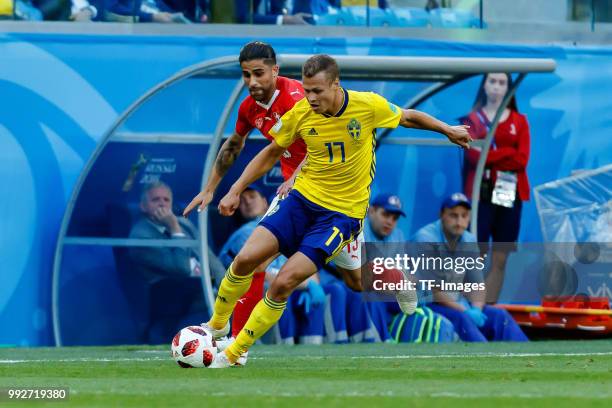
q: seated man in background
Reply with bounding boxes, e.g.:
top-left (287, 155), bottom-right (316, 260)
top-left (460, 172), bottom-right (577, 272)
top-left (70, 0), bottom-right (98, 21)
top-left (234, 0), bottom-right (313, 24)
top-left (364, 192), bottom-right (406, 243)
top-left (413, 192), bottom-right (528, 342)
top-left (362, 193), bottom-right (457, 343)
top-left (128, 181), bottom-right (216, 343)
top-left (340, 0), bottom-right (388, 7)
top-left (235, 183), bottom-right (269, 223)
top-left (130, 181), bottom-right (201, 278)
top-left (291, 0), bottom-right (388, 18)
top-left (362, 193), bottom-right (407, 341)
top-left (163, 0), bottom-right (209, 22)
top-left (105, 0), bottom-right (188, 22)
top-left (318, 193), bottom-right (408, 343)
top-left (32, 0), bottom-right (71, 20)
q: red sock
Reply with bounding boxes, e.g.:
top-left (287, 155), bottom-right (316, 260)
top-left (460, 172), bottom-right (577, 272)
top-left (231, 271), bottom-right (265, 337)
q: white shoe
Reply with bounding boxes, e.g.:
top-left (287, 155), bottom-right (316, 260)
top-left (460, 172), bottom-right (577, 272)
top-left (236, 351), bottom-right (248, 366)
top-left (215, 336), bottom-right (232, 351)
top-left (214, 337), bottom-right (248, 366)
top-left (200, 322), bottom-right (230, 339)
top-left (396, 288), bottom-right (418, 315)
top-left (209, 351), bottom-right (232, 369)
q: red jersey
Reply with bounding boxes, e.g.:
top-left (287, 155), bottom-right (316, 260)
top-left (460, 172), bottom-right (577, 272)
top-left (235, 76), bottom-right (307, 181)
top-left (463, 109), bottom-right (531, 201)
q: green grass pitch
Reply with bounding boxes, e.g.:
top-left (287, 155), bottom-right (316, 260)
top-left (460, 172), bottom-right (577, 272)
top-left (1, 341), bottom-right (611, 407)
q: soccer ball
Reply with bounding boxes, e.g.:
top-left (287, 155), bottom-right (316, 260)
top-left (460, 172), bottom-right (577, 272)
top-left (171, 326), bottom-right (217, 368)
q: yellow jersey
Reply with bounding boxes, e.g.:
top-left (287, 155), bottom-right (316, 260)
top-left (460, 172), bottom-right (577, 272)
top-left (270, 89), bottom-right (402, 219)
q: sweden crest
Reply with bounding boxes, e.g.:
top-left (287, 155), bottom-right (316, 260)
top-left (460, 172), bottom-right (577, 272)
top-left (347, 118), bottom-right (361, 141)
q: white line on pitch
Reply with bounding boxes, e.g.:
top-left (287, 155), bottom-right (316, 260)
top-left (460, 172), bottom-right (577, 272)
top-left (350, 352), bottom-right (612, 359)
top-left (0, 357), bottom-right (168, 364)
top-left (1, 351), bottom-right (611, 364)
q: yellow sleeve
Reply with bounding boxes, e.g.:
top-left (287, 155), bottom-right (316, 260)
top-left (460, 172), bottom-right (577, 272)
top-left (269, 106), bottom-right (300, 148)
top-left (371, 93), bottom-right (402, 129)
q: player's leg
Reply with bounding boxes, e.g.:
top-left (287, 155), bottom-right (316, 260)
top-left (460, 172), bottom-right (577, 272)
top-left (230, 194), bottom-right (288, 337)
top-left (206, 226), bottom-right (279, 335)
top-left (427, 302), bottom-right (487, 342)
top-left (484, 200), bottom-right (522, 304)
top-left (223, 251), bottom-right (319, 364)
top-left (231, 272), bottom-right (265, 337)
top-left (480, 305), bottom-right (528, 341)
top-left (231, 253), bottom-right (279, 337)
top-left (333, 231), bottom-right (364, 291)
top-left (339, 267), bottom-right (362, 291)
top-left (212, 194), bottom-right (357, 367)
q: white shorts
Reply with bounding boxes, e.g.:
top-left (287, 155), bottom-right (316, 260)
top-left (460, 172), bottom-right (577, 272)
top-left (332, 230), bottom-right (365, 271)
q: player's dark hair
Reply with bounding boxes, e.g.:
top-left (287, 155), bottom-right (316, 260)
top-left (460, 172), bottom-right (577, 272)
top-left (302, 54), bottom-right (339, 83)
top-left (239, 41), bottom-right (276, 66)
top-left (472, 73), bottom-right (519, 112)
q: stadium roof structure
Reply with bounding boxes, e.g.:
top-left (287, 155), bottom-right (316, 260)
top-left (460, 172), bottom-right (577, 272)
top-left (52, 54), bottom-right (555, 346)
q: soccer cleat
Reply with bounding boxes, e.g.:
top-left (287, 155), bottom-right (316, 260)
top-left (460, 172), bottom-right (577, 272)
top-left (208, 350), bottom-right (232, 369)
top-left (396, 287), bottom-right (418, 315)
top-left (235, 351), bottom-right (248, 366)
top-left (200, 321), bottom-right (230, 340)
top-left (214, 336), bottom-right (232, 351)
top-left (214, 337), bottom-right (248, 366)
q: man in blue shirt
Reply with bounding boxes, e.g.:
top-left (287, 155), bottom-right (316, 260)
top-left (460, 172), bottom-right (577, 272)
top-left (364, 193), bottom-right (406, 243)
top-left (413, 193), bottom-right (527, 342)
top-left (362, 192), bottom-right (457, 343)
top-left (363, 193), bottom-right (406, 340)
top-left (234, 0), bottom-right (314, 24)
top-left (318, 192), bottom-right (407, 342)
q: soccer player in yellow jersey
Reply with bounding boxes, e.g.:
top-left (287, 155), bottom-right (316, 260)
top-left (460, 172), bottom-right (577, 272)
top-left (205, 54), bottom-right (471, 367)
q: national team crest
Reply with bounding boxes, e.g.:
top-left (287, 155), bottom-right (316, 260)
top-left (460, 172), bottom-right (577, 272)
top-left (347, 118), bottom-right (361, 141)
top-left (255, 117), bottom-right (264, 129)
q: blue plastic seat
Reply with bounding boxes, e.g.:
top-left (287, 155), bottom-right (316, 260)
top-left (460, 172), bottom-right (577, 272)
top-left (391, 7), bottom-right (431, 27)
top-left (345, 6), bottom-right (400, 27)
top-left (314, 8), bottom-right (359, 26)
top-left (429, 8), bottom-right (481, 28)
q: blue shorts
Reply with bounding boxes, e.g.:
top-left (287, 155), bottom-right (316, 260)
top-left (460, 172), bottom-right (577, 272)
top-left (259, 190), bottom-right (362, 270)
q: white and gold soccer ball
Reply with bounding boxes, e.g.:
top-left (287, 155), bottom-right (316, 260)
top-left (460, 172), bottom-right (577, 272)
top-left (171, 326), bottom-right (217, 368)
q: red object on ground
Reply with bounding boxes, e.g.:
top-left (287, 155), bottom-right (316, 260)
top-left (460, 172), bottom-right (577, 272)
top-left (498, 296), bottom-right (612, 337)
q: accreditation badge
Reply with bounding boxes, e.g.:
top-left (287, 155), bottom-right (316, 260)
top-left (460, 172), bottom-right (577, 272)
top-left (491, 171), bottom-right (518, 208)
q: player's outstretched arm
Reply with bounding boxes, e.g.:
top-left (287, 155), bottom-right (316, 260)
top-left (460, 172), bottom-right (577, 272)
top-left (218, 141), bottom-right (287, 216)
top-left (183, 132), bottom-right (248, 216)
top-left (399, 109), bottom-right (472, 148)
top-left (276, 154), bottom-right (307, 198)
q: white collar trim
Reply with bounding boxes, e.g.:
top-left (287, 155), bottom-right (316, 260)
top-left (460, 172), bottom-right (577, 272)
top-left (255, 89), bottom-right (280, 110)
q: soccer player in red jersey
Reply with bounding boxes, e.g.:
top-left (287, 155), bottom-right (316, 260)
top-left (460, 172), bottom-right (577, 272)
top-left (184, 42), bottom-right (303, 343)
top-left (184, 41), bottom-right (305, 215)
